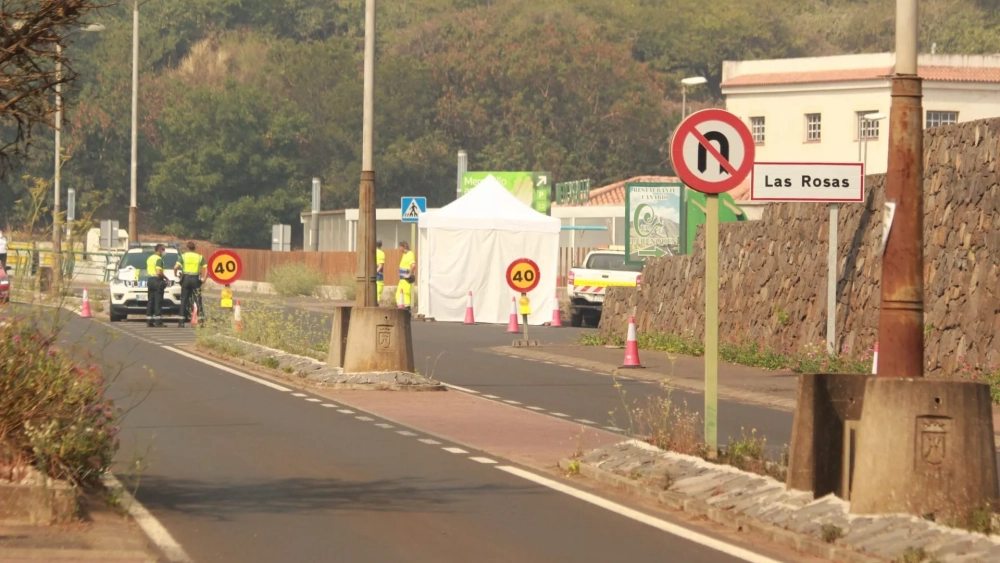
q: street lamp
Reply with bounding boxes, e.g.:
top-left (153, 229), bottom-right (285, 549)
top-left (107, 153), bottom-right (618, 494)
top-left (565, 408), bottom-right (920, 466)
top-left (680, 76), bottom-right (708, 119)
top-left (862, 112), bottom-right (886, 172)
top-left (53, 22), bottom-right (105, 291)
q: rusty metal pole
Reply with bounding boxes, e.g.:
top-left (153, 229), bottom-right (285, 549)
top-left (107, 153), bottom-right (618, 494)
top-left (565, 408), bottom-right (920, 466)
top-left (877, 0), bottom-right (923, 378)
top-left (355, 0), bottom-right (377, 307)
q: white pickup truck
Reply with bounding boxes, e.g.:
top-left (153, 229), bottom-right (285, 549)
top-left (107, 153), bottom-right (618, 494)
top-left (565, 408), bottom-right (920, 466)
top-left (566, 247), bottom-right (643, 327)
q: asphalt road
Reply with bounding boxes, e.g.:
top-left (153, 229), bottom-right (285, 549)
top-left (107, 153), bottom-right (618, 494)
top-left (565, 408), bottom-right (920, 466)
top-left (43, 311), bottom-right (794, 563)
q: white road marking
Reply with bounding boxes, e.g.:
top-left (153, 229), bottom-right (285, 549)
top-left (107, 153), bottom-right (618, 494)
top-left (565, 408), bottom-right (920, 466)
top-left (338, 409), bottom-right (355, 414)
top-left (604, 426), bottom-right (624, 432)
top-left (166, 348), bottom-right (291, 392)
top-left (397, 431), bottom-right (417, 437)
top-left (375, 423), bottom-right (394, 429)
top-left (526, 406), bottom-right (545, 411)
top-left (356, 416), bottom-right (374, 422)
top-left (443, 447), bottom-right (468, 454)
top-left (551, 412), bottom-right (569, 417)
top-left (441, 383), bottom-right (480, 394)
top-left (543, 361), bottom-right (555, 364)
top-left (102, 474), bottom-right (192, 563)
top-left (576, 368), bottom-right (591, 372)
top-left (305, 398), bottom-right (322, 403)
top-left (575, 419), bottom-right (596, 425)
top-left (291, 393), bottom-right (307, 397)
top-left (321, 404), bottom-right (338, 408)
top-left (559, 365), bottom-right (572, 368)
top-left (503, 400), bottom-right (522, 405)
top-left (483, 394), bottom-right (501, 399)
top-left (470, 457), bottom-right (497, 464)
top-left (418, 439), bottom-right (441, 445)
top-left (496, 466), bottom-right (783, 563)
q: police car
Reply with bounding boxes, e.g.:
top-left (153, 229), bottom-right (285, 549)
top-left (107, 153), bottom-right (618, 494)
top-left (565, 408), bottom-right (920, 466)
top-left (107, 243), bottom-right (183, 322)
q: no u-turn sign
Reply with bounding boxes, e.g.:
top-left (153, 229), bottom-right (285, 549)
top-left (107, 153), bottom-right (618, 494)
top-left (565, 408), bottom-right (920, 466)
top-left (670, 109), bottom-right (756, 194)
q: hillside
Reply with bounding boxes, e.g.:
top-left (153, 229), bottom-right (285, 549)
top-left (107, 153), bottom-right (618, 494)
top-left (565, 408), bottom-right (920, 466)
top-left (3, 0), bottom-right (999, 248)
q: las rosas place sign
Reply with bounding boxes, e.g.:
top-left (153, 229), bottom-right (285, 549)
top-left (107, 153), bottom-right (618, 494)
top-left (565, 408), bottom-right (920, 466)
top-left (750, 162), bottom-right (864, 202)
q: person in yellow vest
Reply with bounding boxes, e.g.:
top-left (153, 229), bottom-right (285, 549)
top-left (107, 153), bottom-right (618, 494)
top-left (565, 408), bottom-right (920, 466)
top-left (396, 241), bottom-right (416, 311)
top-left (375, 240), bottom-right (385, 304)
top-left (145, 244), bottom-right (168, 327)
top-left (173, 241), bottom-right (207, 328)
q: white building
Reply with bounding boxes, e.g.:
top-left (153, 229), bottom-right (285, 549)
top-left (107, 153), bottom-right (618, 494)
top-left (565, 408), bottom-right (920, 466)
top-left (299, 207), bottom-right (438, 252)
top-left (721, 53), bottom-right (1000, 175)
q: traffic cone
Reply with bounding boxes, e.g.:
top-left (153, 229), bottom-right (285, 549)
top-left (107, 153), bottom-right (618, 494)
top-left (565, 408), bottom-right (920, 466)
top-left (397, 288), bottom-right (405, 309)
top-left (234, 300), bottom-right (243, 332)
top-left (620, 316), bottom-right (643, 368)
top-left (550, 289), bottom-right (562, 327)
top-left (190, 302), bottom-right (200, 326)
top-left (464, 291), bottom-right (476, 325)
top-left (871, 341), bottom-right (879, 375)
top-left (80, 286), bottom-right (92, 319)
top-left (506, 297), bottom-right (520, 333)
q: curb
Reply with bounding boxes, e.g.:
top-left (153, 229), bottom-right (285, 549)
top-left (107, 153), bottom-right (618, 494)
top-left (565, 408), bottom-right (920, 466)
top-left (558, 457), bottom-right (886, 563)
top-left (493, 345), bottom-right (798, 412)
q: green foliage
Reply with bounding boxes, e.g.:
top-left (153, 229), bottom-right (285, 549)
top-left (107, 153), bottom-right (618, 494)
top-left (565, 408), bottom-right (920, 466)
top-left (0, 317), bottom-right (120, 486)
top-left (957, 360), bottom-right (1000, 404)
top-left (266, 263), bottom-right (325, 297)
top-left (198, 301), bottom-right (329, 359)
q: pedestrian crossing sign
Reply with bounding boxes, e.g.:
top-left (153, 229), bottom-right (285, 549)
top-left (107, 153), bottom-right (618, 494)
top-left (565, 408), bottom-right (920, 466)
top-left (401, 197), bottom-right (427, 223)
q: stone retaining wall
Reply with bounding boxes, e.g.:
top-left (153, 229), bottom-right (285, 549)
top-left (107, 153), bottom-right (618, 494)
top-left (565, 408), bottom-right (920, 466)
top-left (600, 118), bottom-right (1000, 376)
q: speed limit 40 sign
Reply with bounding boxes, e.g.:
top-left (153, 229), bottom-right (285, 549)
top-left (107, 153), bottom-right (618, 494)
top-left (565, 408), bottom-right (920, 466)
top-left (506, 258), bottom-right (540, 293)
top-left (208, 249), bottom-right (243, 285)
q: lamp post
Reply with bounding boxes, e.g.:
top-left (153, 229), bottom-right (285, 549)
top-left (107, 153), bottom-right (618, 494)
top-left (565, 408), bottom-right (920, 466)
top-left (355, 0), bottom-right (377, 307)
top-left (680, 76), bottom-right (707, 119)
top-left (128, 0), bottom-right (141, 244)
top-left (53, 23), bottom-right (104, 292)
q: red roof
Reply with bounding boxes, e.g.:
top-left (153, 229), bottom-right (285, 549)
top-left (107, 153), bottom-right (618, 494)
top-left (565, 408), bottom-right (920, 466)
top-left (556, 174), bottom-right (756, 206)
top-left (722, 66), bottom-right (1000, 88)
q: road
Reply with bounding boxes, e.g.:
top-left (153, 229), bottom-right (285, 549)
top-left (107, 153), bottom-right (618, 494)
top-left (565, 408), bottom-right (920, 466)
top-left (48, 311), bottom-right (803, 563)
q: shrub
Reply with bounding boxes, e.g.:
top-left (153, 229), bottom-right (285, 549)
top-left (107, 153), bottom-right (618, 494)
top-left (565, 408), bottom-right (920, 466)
top-left (198, 302), bottom-right (329, 360)
top-left (331, 271), bottom-right (356, 301)
top-left (0, 318), bottom-right (120, 486)
top-left (266, 263), bottom-right (324, 297)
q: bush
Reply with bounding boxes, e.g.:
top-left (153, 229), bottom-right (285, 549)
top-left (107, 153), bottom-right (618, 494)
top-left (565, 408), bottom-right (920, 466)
top-left (331, 272), bottom-right (356, 301)
top-left (0, 318), bottom-right (120, 486)
top-left (198, 302), bottom-right (329, 360)
top-left (266, 263), bottom-right (324, 297)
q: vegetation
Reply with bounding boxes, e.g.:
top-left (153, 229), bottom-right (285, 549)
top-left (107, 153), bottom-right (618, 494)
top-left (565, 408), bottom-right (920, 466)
top-left (197, 302), bottom-right (329, 360)
top-left (266, 263), bottom-right (325, 297)
top-left (5, 0), bottom-right (1000, 246)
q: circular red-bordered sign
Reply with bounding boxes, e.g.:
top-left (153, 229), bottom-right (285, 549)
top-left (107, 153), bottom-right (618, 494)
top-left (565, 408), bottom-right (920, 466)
top-left (207, 249), bottom-right (243, 285)
top-left (670, 108), bottom-right (756, 194)
top-left (506, 258), bottom-right (540, 293)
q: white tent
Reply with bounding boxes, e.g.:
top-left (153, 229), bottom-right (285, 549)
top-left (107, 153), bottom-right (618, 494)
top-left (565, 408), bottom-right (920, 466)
top-left (417, 176), bottom-right (560, 325)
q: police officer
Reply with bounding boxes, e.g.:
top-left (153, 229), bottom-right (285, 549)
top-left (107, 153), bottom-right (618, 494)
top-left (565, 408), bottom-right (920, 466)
top-left (396, 241), bottom-right (416, 311)
top-left (174, 241), bottom-right (207, 328)
top-left (375, 240), bottom-right (385, 304)
top-left (145, 244), bottom-right (168, 327)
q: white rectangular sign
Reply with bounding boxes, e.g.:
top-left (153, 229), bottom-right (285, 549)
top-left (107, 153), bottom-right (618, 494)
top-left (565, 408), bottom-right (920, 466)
top-left (750, 162), bottom-right (864, 202)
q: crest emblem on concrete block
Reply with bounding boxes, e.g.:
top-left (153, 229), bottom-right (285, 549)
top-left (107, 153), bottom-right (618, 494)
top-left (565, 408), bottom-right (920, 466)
top-left (376, 325), bottom-right (392, 349)
top-left (917, 416), bottom-right (950, 467)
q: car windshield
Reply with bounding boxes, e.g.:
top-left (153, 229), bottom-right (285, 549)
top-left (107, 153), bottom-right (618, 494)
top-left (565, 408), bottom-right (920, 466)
top-left (118, 252), bottom-right (179, 279)
top-left (585, 253), bottom-right (643, 272)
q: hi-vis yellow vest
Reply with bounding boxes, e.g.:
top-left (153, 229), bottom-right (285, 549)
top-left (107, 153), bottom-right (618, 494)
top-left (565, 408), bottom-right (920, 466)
top-left (398, 251), bottom-right (415, 281)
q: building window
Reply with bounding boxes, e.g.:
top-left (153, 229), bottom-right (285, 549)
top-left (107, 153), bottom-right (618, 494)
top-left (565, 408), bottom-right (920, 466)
top-left (857, 111), bottom-right (880, 140)
top-left (926, 110), bottom-right (958, 128)
top-left (751, 116), bottom-right (765, 144)
top-left (805, 113), bottom-right (821, 142)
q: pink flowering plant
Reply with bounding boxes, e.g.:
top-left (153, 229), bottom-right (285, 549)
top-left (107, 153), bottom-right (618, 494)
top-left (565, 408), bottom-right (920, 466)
top-left (957, 357), bottom-right (1000, 404)
top-left (0, 317), bottom-right (121, 486)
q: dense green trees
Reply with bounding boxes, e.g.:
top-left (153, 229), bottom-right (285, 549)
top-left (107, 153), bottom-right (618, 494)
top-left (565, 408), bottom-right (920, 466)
top-left (4, 0), bottom-right (999, 247)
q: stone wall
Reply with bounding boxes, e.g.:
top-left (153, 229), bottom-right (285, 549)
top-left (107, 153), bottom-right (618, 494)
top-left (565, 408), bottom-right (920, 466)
top-left (600, 118), bottom-right (1000, 376)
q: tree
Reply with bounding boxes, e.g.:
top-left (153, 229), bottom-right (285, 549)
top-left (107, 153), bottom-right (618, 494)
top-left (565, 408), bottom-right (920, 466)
top-left (0, 0), bottom-right (100, 175)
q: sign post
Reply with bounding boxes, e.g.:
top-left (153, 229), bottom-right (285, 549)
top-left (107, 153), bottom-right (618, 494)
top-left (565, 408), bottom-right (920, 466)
top-left (749, 162), bottom-right (865, 355)
top-left (401, 197), bottom-right (426, 272)
top-left (670, 108), bottom-right (755, 457)
top-left (506, 258), bottom-right (541, 347)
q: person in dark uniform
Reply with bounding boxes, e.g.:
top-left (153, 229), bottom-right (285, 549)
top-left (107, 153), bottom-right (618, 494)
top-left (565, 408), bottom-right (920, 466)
top-left (145, 244), bottom-right (168, 327)
top-left (173, 241), bottom-right (207, 328)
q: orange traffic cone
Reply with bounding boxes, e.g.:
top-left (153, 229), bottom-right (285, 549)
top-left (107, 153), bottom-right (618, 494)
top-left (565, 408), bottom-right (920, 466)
top-left (190, 302), bottom-right (200, 326)
top-left (234, 300), bottom-right (243, 332)
top-left (621, 316), bottom-right (643, 368)
top-left (397, 288), bottom-right (405, 309)
top-left (871, 341), bottom-right (879, 375)
top-left (550, 289), bottom-right (562, 327)
top-left (80, 286), bottom-right (92, 319)
top-left (464, 291), bottom-right (476, 325)
top-left (506, 297), bottom-right (520, 333)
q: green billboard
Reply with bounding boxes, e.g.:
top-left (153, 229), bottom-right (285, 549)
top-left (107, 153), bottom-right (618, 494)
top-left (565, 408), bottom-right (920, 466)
top-left (684, 189), bottom-right (746, 254)
top-left (461, 171), bottom-right (552, 214)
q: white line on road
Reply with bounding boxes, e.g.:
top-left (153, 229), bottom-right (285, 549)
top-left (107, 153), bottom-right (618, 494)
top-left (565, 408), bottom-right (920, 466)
top-left (305, 398), bottom-right (322, 403)
top-left (526, 406), bottom-right (544, 411)
top-left (576, 368), bottom-right (591, 372)
top-left (559, 365), bottom-right (572, 368)
top-left (418, 439), bottom-right (441, 445)
top-left (397, 431), bottom-right (417, 436)
top-left (442, 447), bottom-right (468, 454)
top-left (470, 457), bottom-right (497, 464)
top-left (102, 474), bottom-right (192, 563)
top-left (356, 416), bottom-right (375, 421)
top-left (441, 383), bottom-right (480, 394)
top-left (338, 409), bottom-right (355, 414)
top-left (604, 426), bottom-right (624, 432)
top-left (575, 419), bottom-right (596, 425)
top-left (321, 404), bottom-right (338, 408)
top-left (503, 400), bottom-right (522, 405)
top-left (167, 348), bottom-right (291, 392)
top-left (483, 394), bottom-right (501, 399)
top-left (551, 412), bottom-right (569, 417)
top-left (375, 423), bottom-right (394, 429)
top-left (496, 466), bottom-right (783, 563)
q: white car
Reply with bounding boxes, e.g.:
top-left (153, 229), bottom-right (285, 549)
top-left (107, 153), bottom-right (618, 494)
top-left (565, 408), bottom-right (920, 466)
top-left (566, 247), bottom-right (643, 327)
top-left (107, 243), bottom-right (183, 322)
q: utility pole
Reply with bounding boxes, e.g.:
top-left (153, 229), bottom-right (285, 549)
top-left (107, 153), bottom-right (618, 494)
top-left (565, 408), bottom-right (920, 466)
top-left (355, 0), bottom-right (377, 307)
top-left (456, 150), bottom-right (467, 200)
top-left (129, 0), bottom-right (140, 244)
top-left (53, 44), bottom-right (63, 292)
top-left (310, 177), bottom-right (321, 252)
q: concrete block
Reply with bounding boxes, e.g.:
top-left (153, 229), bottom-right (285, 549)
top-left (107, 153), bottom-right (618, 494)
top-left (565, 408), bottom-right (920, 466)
top-left (326, 305), bottom-right (352, 367)
top-left (343, 307), bottom-right (414, 373)
top-left (850, 378), bottom-right (999, 520)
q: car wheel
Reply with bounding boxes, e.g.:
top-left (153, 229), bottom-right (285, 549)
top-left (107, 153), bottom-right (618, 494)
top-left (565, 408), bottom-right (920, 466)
top-left (570, 310), bottom-right (583, 328)
top-left (584, 311), bottom-right (601, 327)
top-left (109, 311), bottom-right (123, 322)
